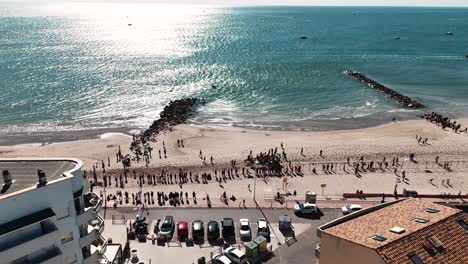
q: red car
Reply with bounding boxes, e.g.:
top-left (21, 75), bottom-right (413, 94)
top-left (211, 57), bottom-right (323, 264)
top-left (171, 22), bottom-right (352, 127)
top-left (177, 221), bottom-right (188, 240)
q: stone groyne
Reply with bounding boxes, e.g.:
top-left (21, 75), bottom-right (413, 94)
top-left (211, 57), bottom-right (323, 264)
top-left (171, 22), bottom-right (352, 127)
top-left (345, 70), bottom-right (424, 109)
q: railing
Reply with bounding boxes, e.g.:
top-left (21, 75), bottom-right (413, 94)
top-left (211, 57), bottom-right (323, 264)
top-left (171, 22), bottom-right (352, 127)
top-left (0, 225), bottom-right (60, 263)
top-left (79, 229), bottom-right (99, 247)
top-left (83, 250), bottom-right (100, 264)
top-left (77, 207), bottom-right (96, 225)
top-left (96, 214), bottom-right (105, 234)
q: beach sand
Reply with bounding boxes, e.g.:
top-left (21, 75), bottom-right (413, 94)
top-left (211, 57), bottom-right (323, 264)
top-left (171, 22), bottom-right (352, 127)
top-left (1, 118), bottom-right (467, 201)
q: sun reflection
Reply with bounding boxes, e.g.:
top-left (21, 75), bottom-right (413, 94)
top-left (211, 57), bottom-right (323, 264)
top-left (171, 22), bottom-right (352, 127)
top-left (59, 3), bottom-right (215, 57)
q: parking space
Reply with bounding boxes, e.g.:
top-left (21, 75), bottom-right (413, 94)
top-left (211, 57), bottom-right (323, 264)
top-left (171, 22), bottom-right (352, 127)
top-left (101, 207), bottom-right (342, 263)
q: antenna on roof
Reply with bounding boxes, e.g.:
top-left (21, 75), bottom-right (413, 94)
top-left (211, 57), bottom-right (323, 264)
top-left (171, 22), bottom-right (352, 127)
top-left (37, 170), bottom-right (47, 187)
top-left (2, 170), bottom-right (12, 186)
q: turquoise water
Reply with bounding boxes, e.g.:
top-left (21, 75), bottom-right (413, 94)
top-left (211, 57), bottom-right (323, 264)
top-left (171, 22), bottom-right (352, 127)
top-left (1, 3), bottom-right (468, 139)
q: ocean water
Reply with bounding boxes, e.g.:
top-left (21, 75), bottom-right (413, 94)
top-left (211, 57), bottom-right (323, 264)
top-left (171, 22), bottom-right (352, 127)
top-left (1, 3), bottom-right (468, 142)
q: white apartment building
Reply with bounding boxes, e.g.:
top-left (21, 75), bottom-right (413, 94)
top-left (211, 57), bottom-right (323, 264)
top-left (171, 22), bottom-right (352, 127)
top-left (0, 158), bottom-right (105, 264)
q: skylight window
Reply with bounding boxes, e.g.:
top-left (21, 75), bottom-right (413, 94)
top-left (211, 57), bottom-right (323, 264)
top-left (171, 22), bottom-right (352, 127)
top-left (422, 241), bottom-right (436, 256)
top-left (408, 252), bottom-right (424, 264)
top-left (371, 235), bottom-right (387, 242)
top-left (427, 235), bottom-right (445, 253)
top-left (456, 219), bottom-right (468, 231)
top-left (414, 218), bottom-right (429, 223)
top-left (424, 208), bottom-right (439, 214)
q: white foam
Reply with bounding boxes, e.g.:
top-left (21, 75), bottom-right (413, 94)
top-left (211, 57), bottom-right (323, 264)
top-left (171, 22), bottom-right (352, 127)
top-left (99, 132), bottom-right (131, 140)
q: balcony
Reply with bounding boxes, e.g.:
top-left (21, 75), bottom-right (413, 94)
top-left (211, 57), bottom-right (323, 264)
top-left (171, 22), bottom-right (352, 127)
top-left (36, 247), bottom-right (63, 264)
top-left (83, 249), bottom-right (100, 264)
top-left (79, 229), bottom-right (99, 247)
top-left (77, 207), bottom-right (96, 226)
top-left (0, 224), bottom-right (60, 263)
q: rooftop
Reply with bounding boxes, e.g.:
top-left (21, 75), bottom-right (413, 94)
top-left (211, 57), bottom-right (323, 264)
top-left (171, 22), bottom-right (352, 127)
top-left (377, 211), bottom-right (468, 264)
top-left (322, 198), bottom-right (461, 249)
top-left (0, 159), bottom-right (78, 197)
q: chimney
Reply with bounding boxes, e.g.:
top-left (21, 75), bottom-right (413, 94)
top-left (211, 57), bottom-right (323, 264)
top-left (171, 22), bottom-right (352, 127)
top-left (37, 170), bottom-right (47, 187)
top-left (2, 170), bottom-right (12, 186)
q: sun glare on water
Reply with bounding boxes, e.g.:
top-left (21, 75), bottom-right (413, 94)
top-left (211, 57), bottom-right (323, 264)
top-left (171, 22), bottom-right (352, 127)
top-left (53, 3), bottom-right (214, 57)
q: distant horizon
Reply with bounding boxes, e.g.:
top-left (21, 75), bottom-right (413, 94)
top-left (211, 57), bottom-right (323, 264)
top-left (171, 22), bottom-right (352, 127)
top-left (1, 0), bottom-right (468, 8)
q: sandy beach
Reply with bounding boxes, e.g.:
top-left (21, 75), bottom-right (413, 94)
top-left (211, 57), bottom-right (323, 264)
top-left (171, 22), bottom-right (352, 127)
top-left (1, 118), bottom-right (468, 205)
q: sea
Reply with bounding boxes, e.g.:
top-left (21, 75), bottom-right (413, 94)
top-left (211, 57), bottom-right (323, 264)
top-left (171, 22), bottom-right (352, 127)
top-left (1, 3), bottom-right (468, 144)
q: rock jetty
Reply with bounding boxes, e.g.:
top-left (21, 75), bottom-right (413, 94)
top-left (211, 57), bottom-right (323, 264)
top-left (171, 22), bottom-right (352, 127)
top-left (345, 70), bottom-right (424, 109)
top-left (141, 98), bottom-right (205, 141)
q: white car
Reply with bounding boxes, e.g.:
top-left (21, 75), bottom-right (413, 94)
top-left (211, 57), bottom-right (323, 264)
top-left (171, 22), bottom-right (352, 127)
top-left (212, 253), bottom-right (232, 264)
top-left (341, 204), bottom-right (362, 215)
top-left (257, 218), bottom-right (270, 240)
top-left (223, 246), bottom-right (247, 264)
top-left (239, 218), bottom-right (251, 241)
top-left (294, 202), bottom-right (318, 215)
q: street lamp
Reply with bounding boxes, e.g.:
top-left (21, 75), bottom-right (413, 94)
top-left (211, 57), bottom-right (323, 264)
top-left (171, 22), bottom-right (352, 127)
top-left (253, 160), bottom-right (259, 203)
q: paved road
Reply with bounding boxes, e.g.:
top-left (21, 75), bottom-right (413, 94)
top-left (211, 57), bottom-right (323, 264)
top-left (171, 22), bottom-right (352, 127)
top-left (100, 207), bottom-right (340, 225)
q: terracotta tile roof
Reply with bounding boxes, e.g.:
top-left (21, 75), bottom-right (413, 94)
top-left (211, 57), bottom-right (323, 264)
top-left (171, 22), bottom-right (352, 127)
top-left (323, 198), bottom-right (460, 249)
top-left (377, 212), bottom-right (468, 264)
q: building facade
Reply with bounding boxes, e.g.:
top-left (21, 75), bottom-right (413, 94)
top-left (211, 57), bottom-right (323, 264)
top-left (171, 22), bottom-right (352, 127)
top-left (0, 158), bottom-right (104, 264)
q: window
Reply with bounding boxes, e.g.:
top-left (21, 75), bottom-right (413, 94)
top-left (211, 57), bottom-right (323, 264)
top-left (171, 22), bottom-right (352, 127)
top-left (427, 235), bottom-right (445, 253)
top-left (74, 198), bottom-right (83, 215)
top-left (422, 241), bottom-right (436, 256)
top-left (371, 235), bottom-right (387, 242)
top-left (408, 252), bottom-right (424, 264)
top-left (456, 219), bottom-right (468, 231)
top-left (414, 218), bottom-right (429, 223)
top-left (424, 208), bottom-right (439, 214)
top-left (61, 232), bottom-right (74, 244)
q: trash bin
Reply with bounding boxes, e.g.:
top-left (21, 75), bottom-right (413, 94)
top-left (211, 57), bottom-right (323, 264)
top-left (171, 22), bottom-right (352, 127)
top-left (305, 191), bottom-right (317, 204)
top-left (245, 241), bottom-right (258, 257)
top-left (253, 236), bottom-right (268, 253)
top-left (253, 235), bottom-right (267, 253)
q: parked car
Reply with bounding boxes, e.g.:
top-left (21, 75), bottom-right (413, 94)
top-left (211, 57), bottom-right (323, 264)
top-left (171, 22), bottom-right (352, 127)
top-left (257, 218), bottom-right (270, 242)
top-left (177, 221), bottom-right (188, 240)
top-left (212, 253), bottom-right (232, 264)
top-left (159, 216), bottom-right (175, 237)
top-left (207, 221), bottom-right (220, 240)
top-left (192, 220), bottom-right (204, 242)
top-left (341, 204), bottom-right (362, 215)
top-left (294, 202), bottom-right (318, 215)
top-left (239, 218), bottom-right (251, 241)
top-left (223, 246), bottom-right (247, 264)
top-left (221, 218), bottom-right (235, 240)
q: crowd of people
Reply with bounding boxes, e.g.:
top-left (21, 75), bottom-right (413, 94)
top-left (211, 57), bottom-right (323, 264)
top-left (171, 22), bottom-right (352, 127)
top-left (85, 106), bottom-right (467, 209)
top-left (423, 112), bottom-right (467, 133)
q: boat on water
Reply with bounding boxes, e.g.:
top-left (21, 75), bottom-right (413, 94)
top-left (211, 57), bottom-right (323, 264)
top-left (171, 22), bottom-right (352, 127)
top-left (394, 36), bottom-right (400, 40)
top-left (465, 55), bottom-right (468, 58)
top-left (300, 35), bottom-right (308, 39)
top-left (446, 32), bottom-right (454, 35)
